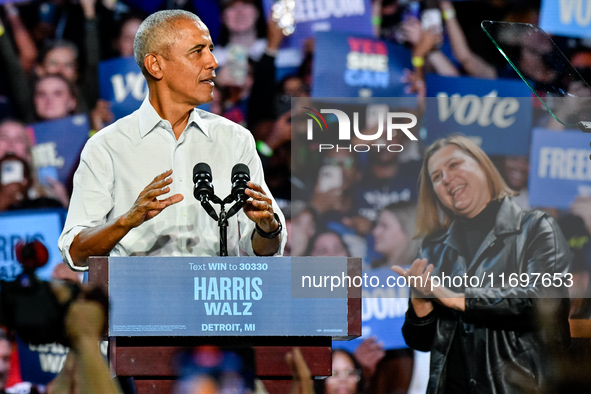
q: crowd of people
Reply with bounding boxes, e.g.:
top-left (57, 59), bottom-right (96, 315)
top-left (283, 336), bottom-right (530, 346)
top-left (0, 0), bottom-right (591, 392)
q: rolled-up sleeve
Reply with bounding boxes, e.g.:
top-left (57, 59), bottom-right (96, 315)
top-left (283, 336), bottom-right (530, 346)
top-left (58, 137), bottom-right (115, 270)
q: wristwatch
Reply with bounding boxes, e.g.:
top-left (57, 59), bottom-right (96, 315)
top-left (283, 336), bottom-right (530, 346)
top-left (255, 213), bottom-right (282, 239)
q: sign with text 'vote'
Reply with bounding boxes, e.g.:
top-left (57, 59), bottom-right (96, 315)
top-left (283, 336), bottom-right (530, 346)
top-left (99, 57), bottom-right (147, 121)
top-left (109, 257), bottom-right (355, 337)
top-left (262, 0), bottom-right (373, 50)
top-left (312, 32), bottom-right (413, 98)
top-left (31, 115), bottom-right (89, 184)
top-left (529, 128), bottom-right (591, 209)
top-left (425, 75), bottom-right (532, 156)
top-left (540, 0), bottom-right (591, 38)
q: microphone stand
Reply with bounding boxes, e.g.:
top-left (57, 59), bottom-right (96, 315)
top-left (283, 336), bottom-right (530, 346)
top-left (200, 193), bottom-right (247, 256)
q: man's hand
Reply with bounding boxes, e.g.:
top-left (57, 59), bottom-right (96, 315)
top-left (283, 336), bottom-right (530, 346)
top-left (120, 169), bottom-right (184, 230)
top-left (244, 181), bottom-right (278, 232)
top-left (285, 348), bottom-right (314, 394)
top-left (354, 337), bottom-right (385, 378)
top-left (0, 182), bottom-right (27, 210)
top-left (69, 169), bottom-right (183, 266)
top-left (65, 299), bottom-right (105, 346)
top-left (244, 181), bottom-right (282, 256)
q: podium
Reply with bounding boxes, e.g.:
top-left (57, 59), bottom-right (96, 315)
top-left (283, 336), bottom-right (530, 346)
top-left (88, 256), bottom-right (361, 394)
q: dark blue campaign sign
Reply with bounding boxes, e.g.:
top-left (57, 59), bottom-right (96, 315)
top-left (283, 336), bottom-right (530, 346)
top-left (333, 267), bottom-right (408, 352)
top-left (31, 115), bottom-right (89, 185)
top-left (424, 75), bottom-right (532, 156)
top-left (16, 337), bottom-right (69, 385)
top-left (108, 257), bottom-right (352, 337)
top-left (99, 57), bottom-right (147, 121)
top-left (540, 0), bottom-right (591, 39)
top-left (529, 128), bottom-right (591, 209)
top-left (0, 209), bottom-right (66, 282)
top-left (312, 32), bottom-right (413, 98)
top-left (262, 0), bottom-right (373, 50)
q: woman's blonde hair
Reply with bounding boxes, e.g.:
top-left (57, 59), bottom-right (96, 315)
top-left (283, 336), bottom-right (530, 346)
top-left (415, 135), bottom-right (516, 238)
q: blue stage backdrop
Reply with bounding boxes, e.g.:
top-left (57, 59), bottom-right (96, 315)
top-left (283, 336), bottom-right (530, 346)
top-left (312, 32), bottom-right (413, 98)
top-left (424, 75), bottom-right (532, 156)
top-left (262, 0), bottom-right (373, 50)
top-left (529, 128), bottom-right (591, 209)
top-left (540, 0), bottom-right (591, 39)
top-left (99, 57), bottom-right (148, 121)
top-left (334, 267), bottom-right (408, 352)
top-left (31, 115), bottom-right (89, 185)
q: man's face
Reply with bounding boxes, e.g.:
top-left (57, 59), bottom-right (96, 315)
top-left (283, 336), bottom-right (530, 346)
top-left (0, 121), bottom-right (30, 161)
top-left (34, 76), bottom-right (77, 120)
top-left (159, 19), bottom-right (218, 107)
top-left (0, 340), bottom-right (10, 390)
top-left (41, 47), bottom-right (78, 82)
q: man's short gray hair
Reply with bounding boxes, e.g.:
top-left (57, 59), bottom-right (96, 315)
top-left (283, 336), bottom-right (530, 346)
top-left (133, 10), bottom-right (202, 76)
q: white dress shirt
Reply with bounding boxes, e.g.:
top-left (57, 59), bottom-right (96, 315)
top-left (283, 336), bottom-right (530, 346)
top-left (59, 98), bottom-right (286, 271)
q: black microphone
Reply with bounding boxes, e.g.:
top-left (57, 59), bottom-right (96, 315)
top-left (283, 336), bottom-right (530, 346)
top-left (193, 163), bottom-right (218, 221)
top-left (193, 162), bottom-right (214, 201)
top-left (231, 164), bottom-right (250, 202)
top-left (226, 164), bottom-right (251, 219)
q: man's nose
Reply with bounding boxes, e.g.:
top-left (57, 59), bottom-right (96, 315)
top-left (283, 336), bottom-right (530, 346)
top-left (206, 50), bottom-right (219, 70)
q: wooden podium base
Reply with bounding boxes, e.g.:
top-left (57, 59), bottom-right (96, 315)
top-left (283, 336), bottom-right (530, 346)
top-left (109, 336), bottom-right (333, 394)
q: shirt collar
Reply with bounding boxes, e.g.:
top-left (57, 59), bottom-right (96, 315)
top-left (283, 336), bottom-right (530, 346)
top-left (138, 96), bottom-right (210, 139)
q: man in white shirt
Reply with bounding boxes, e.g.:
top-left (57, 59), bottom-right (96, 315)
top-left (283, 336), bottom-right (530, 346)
top-left (58, 10), bottom-right (286, 270)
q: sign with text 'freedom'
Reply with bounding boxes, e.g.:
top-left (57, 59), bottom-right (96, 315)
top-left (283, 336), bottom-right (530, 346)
top-left (334, 267), bottom-right (409, 352)
top-left (262, 0), bottom-right (373, 50)
top-left (529, 128), bottom-right (591, 208)
top-left (425, 76), bottom-right (533, 155)
top-left (108, 256), bottom-right (356, 337)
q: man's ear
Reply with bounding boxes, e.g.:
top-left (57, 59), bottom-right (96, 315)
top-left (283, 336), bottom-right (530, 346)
top-left (144, 54), bottom-right (163, 80)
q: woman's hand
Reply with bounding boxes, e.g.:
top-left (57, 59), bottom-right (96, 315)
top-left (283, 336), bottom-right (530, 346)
top-left (392, 258), bottom-right (435, 317)
top-left (393, 258), bottom-right (465, 312)
top-left (392, 258), bottom-right (434, 296)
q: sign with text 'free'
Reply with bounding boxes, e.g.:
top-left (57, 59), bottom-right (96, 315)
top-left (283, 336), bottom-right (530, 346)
top-left (108, 257), bottom-right (354, 337)
top-left (529, 128), bottom-right (591, 209)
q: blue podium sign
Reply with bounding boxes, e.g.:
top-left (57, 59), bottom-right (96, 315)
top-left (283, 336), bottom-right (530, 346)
top-left (107, 256), bottom-right (355, 338)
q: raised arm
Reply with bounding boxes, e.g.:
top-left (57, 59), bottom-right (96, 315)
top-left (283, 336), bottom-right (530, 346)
top-left (68, 169), bottom-right (183, 267)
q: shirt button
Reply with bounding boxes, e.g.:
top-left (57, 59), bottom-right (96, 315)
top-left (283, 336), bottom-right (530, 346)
top-left (183, 212), bottom-right (187, 217)
top-left (178, 177), bottom-right (183, 182)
